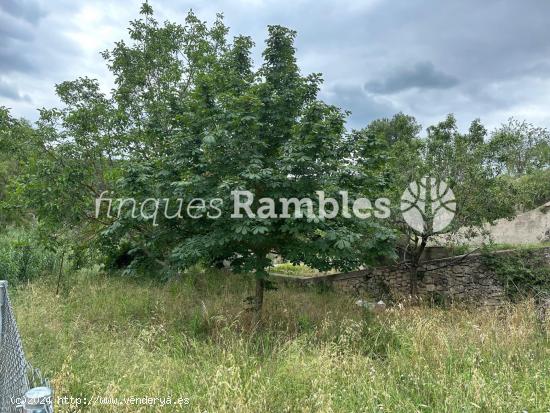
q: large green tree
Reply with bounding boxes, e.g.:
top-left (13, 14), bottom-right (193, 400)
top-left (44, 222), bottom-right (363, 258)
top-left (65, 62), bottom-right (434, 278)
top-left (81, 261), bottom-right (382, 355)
top-left (102, 6), bottom-right (392, 314)
top-left (14, 4), bottom-right (393, 316)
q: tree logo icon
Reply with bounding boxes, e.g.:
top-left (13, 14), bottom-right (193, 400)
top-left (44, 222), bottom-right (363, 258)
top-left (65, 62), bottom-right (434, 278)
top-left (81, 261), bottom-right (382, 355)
top-left (400, 177), bottom-right (456, 234)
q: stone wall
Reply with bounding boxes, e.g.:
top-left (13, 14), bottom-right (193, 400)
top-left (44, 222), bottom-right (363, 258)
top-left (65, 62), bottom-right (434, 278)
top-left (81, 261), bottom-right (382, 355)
top-left (273, 247), bottom-right (550, 305)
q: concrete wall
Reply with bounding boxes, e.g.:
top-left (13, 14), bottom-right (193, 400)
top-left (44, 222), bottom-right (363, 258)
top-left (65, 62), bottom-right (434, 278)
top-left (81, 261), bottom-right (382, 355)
top-left (457, 202), bottom-right (550, 246)
top-left (274, 247), bottom-right (550, 305)
top-left (483, 203), bottom-right (550, 244)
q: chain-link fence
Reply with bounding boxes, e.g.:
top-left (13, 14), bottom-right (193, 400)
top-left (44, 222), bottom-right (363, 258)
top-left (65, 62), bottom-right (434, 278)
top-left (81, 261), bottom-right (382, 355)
top-left (0, 281), bottom-right (54, 413)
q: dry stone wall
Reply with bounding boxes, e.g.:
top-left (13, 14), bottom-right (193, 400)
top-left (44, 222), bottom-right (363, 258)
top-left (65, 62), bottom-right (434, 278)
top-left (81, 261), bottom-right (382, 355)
top-left (274, 247), bottom-right (550, 305)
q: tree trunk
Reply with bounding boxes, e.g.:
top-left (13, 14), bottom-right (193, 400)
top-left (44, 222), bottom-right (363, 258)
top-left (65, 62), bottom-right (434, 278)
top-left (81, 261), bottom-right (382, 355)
top-left (409, 236), bottom-right (428, 297)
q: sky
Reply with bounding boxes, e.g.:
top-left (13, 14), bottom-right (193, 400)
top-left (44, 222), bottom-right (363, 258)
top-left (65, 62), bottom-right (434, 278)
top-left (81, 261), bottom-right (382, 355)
top-left (2, 0), bottom-right (550, 132)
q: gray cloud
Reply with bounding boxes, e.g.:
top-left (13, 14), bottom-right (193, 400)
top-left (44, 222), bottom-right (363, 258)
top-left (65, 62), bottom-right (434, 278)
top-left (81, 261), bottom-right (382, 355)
top-left (0, 13), bottom-right (38, 73)
top-left (0, 46), bottom-right (36, 73)
top-left (0, 79), bottom-right (31, 102)
top-left (365, 61), bottom-right (459, 94)
top-left (0, 12), bottom-right (34, 41)
top-left (0, 0), bottom-right (46, 25)
top-left (2, 0), bottom-right (550, 131)
top-left (0, 3), bottom-right (82, 76)
top-left (323, 83), bottom-right (397, 129)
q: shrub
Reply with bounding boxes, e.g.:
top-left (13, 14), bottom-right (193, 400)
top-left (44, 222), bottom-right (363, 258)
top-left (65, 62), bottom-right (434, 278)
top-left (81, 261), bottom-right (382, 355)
top-left (482, 248), bottom-right (550, 300)
top-left (0, 227), bottom-right (56, 286)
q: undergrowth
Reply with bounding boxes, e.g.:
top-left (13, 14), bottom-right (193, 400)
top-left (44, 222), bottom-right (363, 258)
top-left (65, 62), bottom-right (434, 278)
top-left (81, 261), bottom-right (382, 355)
top-left (482, 248), bottom-right (550, 300)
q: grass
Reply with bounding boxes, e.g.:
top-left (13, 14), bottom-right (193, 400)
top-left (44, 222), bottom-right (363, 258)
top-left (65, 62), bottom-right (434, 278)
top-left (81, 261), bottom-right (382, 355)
top-left (11, 268), bottom-right (550, 412)
top-left (269, 262), bottom-right (317, 275)
top-left (268, 262), bottom-right (326, 276)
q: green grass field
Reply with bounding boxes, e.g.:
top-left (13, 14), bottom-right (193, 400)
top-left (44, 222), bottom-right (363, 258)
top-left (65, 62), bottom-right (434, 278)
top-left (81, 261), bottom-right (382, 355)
top-left (12, 268), bottom-right (550, 412)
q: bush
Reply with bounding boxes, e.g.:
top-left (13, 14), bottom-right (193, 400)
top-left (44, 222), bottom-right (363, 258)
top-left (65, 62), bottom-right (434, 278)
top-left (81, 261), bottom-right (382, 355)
top-left (482, 248), bottom-right (550, 300)
top-left (0, 227), bottom-right (56, 286)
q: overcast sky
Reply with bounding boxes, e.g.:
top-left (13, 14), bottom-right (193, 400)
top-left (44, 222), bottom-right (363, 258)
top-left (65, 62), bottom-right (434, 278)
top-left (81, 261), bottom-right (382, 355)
top-left (2, 0), bottom-right (550, 132)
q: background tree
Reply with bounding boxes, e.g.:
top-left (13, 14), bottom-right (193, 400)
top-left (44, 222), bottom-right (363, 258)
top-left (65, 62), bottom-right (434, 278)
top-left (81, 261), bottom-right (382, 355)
top-left (0, 107), bottom-right (38, 226)
top-left (356, 114), bottom-right (515, 295)
top-left (487, 119), bottom-right (550, 211)
top-left (488, 118), bottom-right (550, 176)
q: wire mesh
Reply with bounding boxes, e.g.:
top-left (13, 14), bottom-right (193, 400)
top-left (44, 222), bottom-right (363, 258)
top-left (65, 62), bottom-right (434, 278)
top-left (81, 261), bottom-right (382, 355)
top-left (0, 281), bottom-right (53, 413)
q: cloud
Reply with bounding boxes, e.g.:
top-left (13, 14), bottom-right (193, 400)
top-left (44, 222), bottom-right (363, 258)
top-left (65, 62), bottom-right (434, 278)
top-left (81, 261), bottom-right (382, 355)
top-left (0, 46), bottom-right (36, 73)
top-left (0, 78), bottom-right (31, 102)
top-left (0, 0), bottom-right (46, 25)
top-left (322, 83), bottom-right (397, 129)
top-left (365, 61), bottom-right (459, 94)
top-left (1, 0), bottom-right (550, 131)
top-left (0, 12), bottom-right (40, 74)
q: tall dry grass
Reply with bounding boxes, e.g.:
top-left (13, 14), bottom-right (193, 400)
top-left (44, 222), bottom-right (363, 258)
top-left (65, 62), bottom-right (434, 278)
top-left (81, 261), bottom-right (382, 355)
top-left (11, 268), bottom-right (550, 412)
